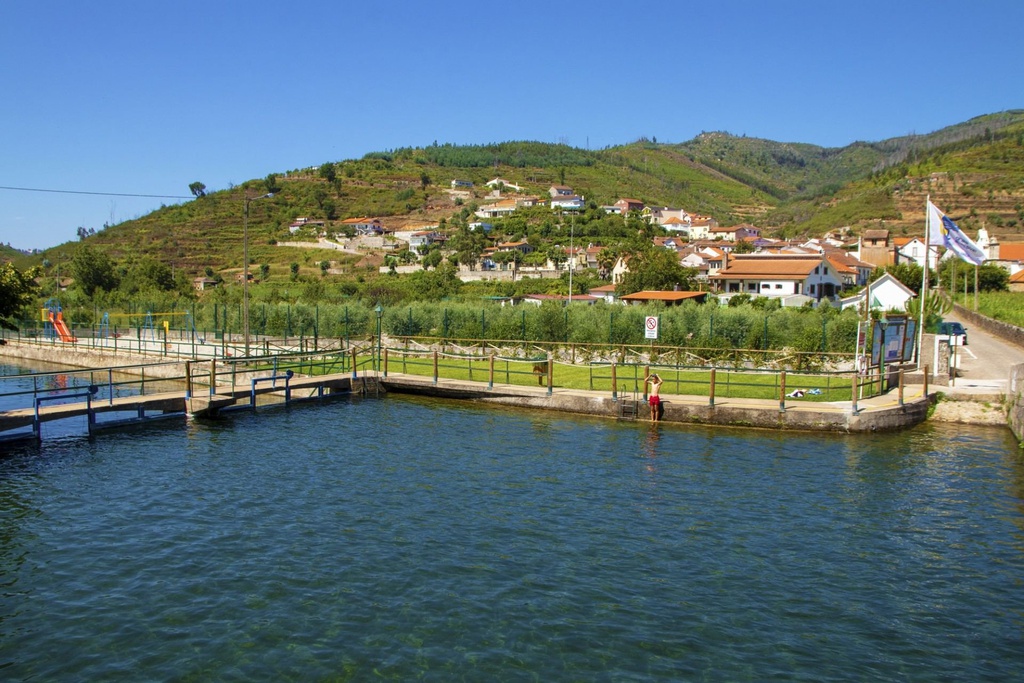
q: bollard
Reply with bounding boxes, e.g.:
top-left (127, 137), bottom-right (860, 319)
top-left (779, 370), bottom-right (786, 412)
top-left (611, 362), bottom-right (618, 401)
top-left (851, 374), bottom-right (859, 414)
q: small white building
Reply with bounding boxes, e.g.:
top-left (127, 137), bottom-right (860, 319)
top-left (839, 272), bottom-right (917, 313)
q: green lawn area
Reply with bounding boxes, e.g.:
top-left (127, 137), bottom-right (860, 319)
top-left (379, 350), bottom-right (861, 403)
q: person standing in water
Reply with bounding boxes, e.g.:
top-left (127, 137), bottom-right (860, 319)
top-left (647, 373), bottom-right (663, 423)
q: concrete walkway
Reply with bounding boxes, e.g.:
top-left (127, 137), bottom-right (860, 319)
top-left (378, 372), bottom-right (930, 433)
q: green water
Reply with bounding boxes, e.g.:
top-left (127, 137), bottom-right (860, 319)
top-left (1, 394), bottom-right (1022, 681)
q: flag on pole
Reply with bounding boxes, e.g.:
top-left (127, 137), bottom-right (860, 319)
top-left (927, 200), bottom-right (986, 266)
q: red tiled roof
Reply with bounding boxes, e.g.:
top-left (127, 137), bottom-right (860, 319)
top-left (619, 291), bottom-right (708, 302)
top-left (712, 257), bottom-right (824, 280)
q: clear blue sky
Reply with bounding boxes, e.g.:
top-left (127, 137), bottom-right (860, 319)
top-left (2, 0), bottom-right (1021, 252)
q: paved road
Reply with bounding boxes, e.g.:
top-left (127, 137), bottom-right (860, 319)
top-left (942, 312), bottom-right (1024, 392)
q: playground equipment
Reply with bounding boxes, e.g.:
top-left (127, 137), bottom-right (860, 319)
top-left (99, 311), bottom-right (198, 341)
top-left (42, 299), bottom-right (77, 342)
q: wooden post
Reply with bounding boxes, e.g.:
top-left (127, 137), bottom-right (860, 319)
top-left (488, 354), bottom-right (494, 390)
top-left (779, 370), bottom-right (786, 412)
top-left (709, 368), bottom-right (716, 407)
top-left (643, 364), bottom-right (650, 401)
top-left (185, 360), bottom-right (193, 399)
top-left (351, 347), bottom-right (358, 379)
top-left (923, 364), bottom-right (929, 400)
top-left (383, 348), bottom-right (389, 378)
top-left (209, 359), bottom-right (217, 396)
top-left (611, 362), bottom-right (618, 401)
top-left (898, 369), bottom-right (904, 407)
top-left (433, 350), bottom-right (438, 385)
top-left (546, 354), bottom-right (553, 396)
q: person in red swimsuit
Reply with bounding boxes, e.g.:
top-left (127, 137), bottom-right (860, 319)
top-left (647, 373), bottom-right (662, 423)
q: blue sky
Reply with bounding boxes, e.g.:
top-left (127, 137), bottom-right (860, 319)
top-left (1, 0), bottom-right (1021, 252)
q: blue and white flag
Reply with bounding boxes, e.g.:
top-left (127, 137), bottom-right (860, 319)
top-left (927, 200), bottom-right (986, 266)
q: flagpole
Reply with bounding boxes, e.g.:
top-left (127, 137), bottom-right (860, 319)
top-left (918, 196), bottom-right (930, 367)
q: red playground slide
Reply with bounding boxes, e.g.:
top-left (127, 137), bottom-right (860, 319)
top-left (50, 311), bottom-right (77, 342)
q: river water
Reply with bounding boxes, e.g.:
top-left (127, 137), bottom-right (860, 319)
top-left (1, 369), bottom-right (1023, 680)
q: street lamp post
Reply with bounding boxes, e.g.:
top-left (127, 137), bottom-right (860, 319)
top-left (243, 192), bottom-right (273, 357)
top-left (568, 210), bottom-right (575, 304)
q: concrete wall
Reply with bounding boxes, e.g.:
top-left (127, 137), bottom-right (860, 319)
top-left (0, 341), bottom-right (187, 379)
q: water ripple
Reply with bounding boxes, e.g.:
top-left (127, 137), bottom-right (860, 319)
top-left (0, 398), bottom-right (1022, 680)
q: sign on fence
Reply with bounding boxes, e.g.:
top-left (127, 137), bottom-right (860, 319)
top-left (644, 316), bottom-right (659, 340)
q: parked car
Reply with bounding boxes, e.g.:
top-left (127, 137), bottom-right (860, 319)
top-left (937, 321), bottom-right (968, 345)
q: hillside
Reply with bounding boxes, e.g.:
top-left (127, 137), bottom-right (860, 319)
top-left (12, 110), bottom-right (1024, 282)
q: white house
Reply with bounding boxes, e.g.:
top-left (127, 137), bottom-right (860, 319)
top-left (839, 272), bottom-right (917, 312)
top-left (893, 236), bottom-right (940, 270)
top-left (550, 195), bottom-right (585, 211)
top-left (710, 254), bottom-right (844, 301)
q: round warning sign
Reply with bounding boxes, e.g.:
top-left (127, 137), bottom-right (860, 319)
top-left (644, 316), bottom-right (659, 339)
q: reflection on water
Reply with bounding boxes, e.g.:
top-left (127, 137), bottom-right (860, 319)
top-left (0, 383), bottom-right (1022, 680)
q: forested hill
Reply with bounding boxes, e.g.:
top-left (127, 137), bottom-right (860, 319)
top-left (13, 109), bottom-right (1024, 276)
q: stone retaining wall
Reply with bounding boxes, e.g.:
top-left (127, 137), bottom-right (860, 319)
top-left (953, 304), bottom-right (1024, 348)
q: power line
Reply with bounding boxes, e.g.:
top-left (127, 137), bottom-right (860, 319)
top-left (0, 185), bottom-right (192, 200)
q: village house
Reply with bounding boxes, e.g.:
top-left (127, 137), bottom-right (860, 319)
top-left (340, 217), bottom-right (385, 235)
top-left (485, 178), bottom-right (523, 192)
top-left (661, 216), bottom-right (692, 233)
top-left (710, 254), bottom-right (844, 302)
top-left (613, 198), bottom-right (645, 215)
top-left (475, 196), bottom-right (541, 218)
top-left (550, 194), bottom-right (585, 211)
top-left (858, 229), bottom-right (891, 268)
top-left (193, 276), bottom-right (218, 292)
top-left (588, 283), bottom-right (619, 304)
top-left (407, 231), bottom-right (443, 251)
top-left (686, 215), bottom-right (718, 240)
top-left (549, 185), bottom-right (574, 198)
top-left (839, 272), bottom-right (916, 312)
top-left (709, 224), bottom-right (762, 241)
top-left (642, 206), bottom-right (691, 226)
top-left (496, 240), bottom-right (535, 256)
top-left (475, 198), bottom-right (520, 219)
top-left (825, 250), bottom-right (874, 288)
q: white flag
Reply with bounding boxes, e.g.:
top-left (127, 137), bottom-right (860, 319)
top-left (927, 200), bottom-right (986, 266)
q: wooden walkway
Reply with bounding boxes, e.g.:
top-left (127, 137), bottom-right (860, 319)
top-left (0, 372), bottom-right (362, 441)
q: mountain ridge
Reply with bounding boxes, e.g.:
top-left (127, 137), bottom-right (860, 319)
top-left (10, 110), bottom-right (1024, 279)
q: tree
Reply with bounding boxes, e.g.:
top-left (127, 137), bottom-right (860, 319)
top-left (120, 257), bottom-right (175, 294)
top-left (421, 250), bottom-right (443, 270)
top-left (319, 260), bottom-right (330, 276)
top-left (616, 248), bottom-right (698, 295)
top-left (259, 263), bottom-right (270, 281)
top-left (936, 260), bottom-right (1008, 293)
top-left (289, 262), bottom-right (299, 281)
top-left (189, 181), bottom-right (207, 198)
top-left (70, 246), bottom-right (118, 296)
top-left (0, 263), bottom-right (39, 329)
top-left (318, 162), bottom-right (337, 184)
top-left (264, 173), bottom-right (281, 194)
